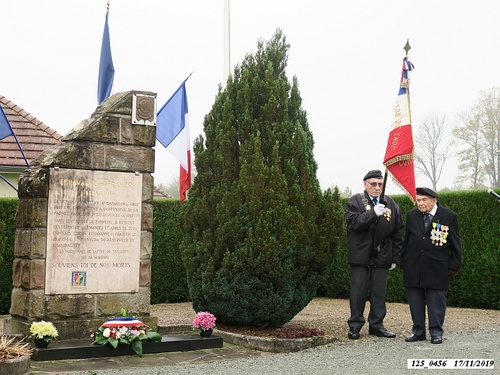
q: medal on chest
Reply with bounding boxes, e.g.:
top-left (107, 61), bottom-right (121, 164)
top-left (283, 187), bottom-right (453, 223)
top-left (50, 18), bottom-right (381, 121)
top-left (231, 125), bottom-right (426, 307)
top-left (383, 208), bottom-right (392, 221)
top-left (362, 198), bottom-right (371, 211)
top-left (430, 222), bottom-right (449, 246)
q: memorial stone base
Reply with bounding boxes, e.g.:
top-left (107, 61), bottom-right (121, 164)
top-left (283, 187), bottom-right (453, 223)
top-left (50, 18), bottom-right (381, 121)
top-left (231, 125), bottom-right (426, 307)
top-left (4, 91), bottom-right (159, 341)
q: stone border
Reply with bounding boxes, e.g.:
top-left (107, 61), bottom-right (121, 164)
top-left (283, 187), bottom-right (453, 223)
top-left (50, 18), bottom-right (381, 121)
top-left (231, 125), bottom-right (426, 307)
top-left (0, 355), bottom-right (30, 375)
top-left (213, 329), bottom-right (336, 353)
top-left (158, 324), bottom-right (336, 353)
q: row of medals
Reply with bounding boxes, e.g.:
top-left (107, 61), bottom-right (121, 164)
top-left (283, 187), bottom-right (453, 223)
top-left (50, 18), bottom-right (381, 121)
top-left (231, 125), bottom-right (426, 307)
top-left (363, 199), bottom-right (448, 246)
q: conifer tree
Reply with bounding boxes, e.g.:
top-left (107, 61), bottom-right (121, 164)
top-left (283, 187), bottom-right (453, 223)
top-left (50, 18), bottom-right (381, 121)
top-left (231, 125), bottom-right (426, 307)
top-left (180, 29), bottom-right (338, 327)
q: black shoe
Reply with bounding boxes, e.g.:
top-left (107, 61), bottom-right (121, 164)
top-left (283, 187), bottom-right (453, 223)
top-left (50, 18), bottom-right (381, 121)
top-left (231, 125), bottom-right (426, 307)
top-left (348, 327), bottom-right (360, 340)
top-left (368, 327), bottom-right (396, 338)
top-left (430, 336), bottom-right (443, 344)
top-left (405, 333), bottom-right (426, 342)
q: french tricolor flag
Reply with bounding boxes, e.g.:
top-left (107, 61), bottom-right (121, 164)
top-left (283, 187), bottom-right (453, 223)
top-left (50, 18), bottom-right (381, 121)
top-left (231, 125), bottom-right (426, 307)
top-left (156, 77), bottom-right (192, 202)
top-left (383, 56), bottom-right (416, 202)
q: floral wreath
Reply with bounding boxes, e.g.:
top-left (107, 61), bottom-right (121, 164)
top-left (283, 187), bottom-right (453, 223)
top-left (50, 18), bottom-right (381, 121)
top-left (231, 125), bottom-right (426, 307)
top-left (91, 308), bottom-right (161, 356)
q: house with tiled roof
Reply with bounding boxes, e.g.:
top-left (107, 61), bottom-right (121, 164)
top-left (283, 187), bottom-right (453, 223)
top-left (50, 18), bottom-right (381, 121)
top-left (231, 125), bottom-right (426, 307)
top-left (0, 95), bottom-right (63, 197)
top-left (153, 186), bottom-right (172, 199)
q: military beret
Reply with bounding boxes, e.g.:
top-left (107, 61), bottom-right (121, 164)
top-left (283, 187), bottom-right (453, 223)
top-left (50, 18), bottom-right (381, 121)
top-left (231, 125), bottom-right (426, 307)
top-left (363, 170), bottom-right (383, 180)
top-left (416, 187), bottom-right (438, 198)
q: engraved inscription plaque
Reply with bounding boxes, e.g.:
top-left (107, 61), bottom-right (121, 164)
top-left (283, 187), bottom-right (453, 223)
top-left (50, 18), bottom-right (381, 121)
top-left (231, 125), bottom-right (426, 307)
top-left (46, 168), bottom-right (142, 294)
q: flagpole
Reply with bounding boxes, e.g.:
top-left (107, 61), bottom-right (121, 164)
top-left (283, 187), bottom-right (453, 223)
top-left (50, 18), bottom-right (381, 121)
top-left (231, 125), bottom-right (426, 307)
top-left (107, 0), bottom-right (110, 12)
top-left (223, 0), bottom-right (231, 84)
top-left (374, 39), bottom-right (413, 261)
top-left (12, 132), bottom-right (29, 168)
top-left (403, 39), bottom-right (413, 130)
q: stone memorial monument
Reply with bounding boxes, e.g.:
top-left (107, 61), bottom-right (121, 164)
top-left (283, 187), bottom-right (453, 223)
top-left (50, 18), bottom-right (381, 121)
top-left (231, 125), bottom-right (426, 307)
top-left (3, 91), bottom-right (159, 339)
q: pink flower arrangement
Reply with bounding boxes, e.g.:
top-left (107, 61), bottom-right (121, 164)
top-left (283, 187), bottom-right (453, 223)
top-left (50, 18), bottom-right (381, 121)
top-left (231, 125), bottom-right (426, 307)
top-left (192, 311), bottom-right (217, 331)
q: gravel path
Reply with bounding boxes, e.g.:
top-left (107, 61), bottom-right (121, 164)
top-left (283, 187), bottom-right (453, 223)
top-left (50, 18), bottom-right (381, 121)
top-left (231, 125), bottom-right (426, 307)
top-left (49, 331), bottom-right (498, 375)
top-left (2, 298), bottom-right (499, 374)
top-left (152, 297), bottom-right (500, 343)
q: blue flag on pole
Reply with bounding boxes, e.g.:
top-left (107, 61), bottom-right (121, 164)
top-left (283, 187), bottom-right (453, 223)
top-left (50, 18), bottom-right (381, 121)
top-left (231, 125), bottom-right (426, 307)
top-left (0, 103), bottom-right (29, 168)
top-left (156, 82), bottom-right (188, 149)
top-left (97, 10), bottom-right (115, 104)
top-left (0, 105), bottom-right (14, 141)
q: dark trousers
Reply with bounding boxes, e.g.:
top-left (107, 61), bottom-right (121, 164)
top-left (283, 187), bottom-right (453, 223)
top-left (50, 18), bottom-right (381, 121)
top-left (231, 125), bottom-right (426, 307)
top-left (406, 287), bottom-right (447, 337)
top-left (348, 265), bottom-right (389, 330)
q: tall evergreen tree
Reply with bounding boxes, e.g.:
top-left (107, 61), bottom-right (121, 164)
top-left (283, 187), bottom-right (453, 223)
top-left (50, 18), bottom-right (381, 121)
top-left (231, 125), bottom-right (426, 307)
top-left (180, 30), bottom-right (337, 327)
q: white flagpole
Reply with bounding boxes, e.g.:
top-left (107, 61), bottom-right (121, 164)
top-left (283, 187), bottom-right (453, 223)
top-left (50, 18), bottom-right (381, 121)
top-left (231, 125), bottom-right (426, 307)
top-left (223, 0), bottom-right (231, 84)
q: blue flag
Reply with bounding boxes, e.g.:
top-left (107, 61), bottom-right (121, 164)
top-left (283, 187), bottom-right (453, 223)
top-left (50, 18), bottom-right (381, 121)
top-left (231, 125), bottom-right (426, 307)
top-left (0, 102), bottom-right (29, 168)
top-left (0, 105), bottom-right (14, 141)
top-left (97, 11), bottom-right (115, 104)
top-left (156, 82), bottom-right (188, 149)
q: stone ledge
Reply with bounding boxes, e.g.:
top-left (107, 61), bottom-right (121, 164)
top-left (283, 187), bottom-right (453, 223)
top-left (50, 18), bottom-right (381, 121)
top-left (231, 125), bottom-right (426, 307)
top-left (213, 329), bottom-right (336, 353)
top-left (31, 334), bottom-right (223, 361)
top-left (158, 324), bottom-right (336, 353)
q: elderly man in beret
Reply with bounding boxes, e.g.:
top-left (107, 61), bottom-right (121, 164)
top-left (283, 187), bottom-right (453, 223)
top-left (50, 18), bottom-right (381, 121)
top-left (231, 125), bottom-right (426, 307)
top-left (402, 187), bottom-right (462, 344)
top-left (345, 170), bottom-right (404, 340)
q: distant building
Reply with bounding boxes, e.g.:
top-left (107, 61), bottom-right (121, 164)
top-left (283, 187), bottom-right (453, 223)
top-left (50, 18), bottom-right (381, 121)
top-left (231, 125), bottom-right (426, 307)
top-left (153, 186), bottom-right (172, 199)
top-left (0, 95), bottom-right (63, 197)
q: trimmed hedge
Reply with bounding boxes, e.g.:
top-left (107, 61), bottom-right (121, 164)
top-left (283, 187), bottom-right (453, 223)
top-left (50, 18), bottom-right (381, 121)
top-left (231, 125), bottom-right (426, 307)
top-left (0, 198), bottom-right (17, 314)
top-left (0, 190), bottom-right (498, 314)
top-left (321, 191), bottom-right (500, 310)
top-left (150, 199), bottom-right (189, 303)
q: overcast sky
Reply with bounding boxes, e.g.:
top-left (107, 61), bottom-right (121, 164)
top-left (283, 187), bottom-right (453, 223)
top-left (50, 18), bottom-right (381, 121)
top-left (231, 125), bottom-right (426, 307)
top-left (2, 0), bottom-right (500, 195)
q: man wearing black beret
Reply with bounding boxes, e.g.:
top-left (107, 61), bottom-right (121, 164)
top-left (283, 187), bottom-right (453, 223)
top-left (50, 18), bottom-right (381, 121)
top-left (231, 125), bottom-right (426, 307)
top-left (345, 169), bottom-right (404, 339)
top-left (401, 187), bottom-right (462, 344)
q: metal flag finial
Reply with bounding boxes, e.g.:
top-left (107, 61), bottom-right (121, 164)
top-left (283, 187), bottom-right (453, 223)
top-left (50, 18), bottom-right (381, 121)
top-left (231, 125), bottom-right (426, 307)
top-left (107, 0), bottom-right (110, 12)
top-left (403, 39), bottom-right (411, 56)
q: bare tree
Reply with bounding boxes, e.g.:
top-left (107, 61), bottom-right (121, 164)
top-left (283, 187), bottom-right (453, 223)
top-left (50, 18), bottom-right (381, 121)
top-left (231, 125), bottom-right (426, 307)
top-left (414, 114), bottom-right (453, 191)
top-left (453, 111), bottom-right (487, 189)
top-left (452, 88), bottom-right (500, 189)
top-left (477, 88), bottom-right (500, 188)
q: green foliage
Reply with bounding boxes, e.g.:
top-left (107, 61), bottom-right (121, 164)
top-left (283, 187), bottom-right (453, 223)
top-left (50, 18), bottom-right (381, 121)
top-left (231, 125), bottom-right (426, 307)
top-left (439, 190), bottom-right (500, 309)
top-left (151, 199), bottom-right (189, 303)
top-left (179, 30), bottom-right (339, 327)
top-left (1, 190), bottom-right (498, 314)
top-left (91, 322), bottom-right (161, 357)
top-left (0, 198), bottom-right (17, 314)
top-left (320, 191), bottom-right (500, 310)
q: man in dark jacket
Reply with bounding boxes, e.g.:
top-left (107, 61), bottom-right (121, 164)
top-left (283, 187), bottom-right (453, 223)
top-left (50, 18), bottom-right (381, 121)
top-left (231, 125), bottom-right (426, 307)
top-left (345, 170), bottom-right (404, 340)
top-left (402, 187), bottom-right (462, 344)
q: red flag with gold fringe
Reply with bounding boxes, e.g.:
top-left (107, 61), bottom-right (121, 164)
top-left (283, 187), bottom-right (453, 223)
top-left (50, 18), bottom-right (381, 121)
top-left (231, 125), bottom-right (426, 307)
top-left (383, 50), bottom-right (416, 202)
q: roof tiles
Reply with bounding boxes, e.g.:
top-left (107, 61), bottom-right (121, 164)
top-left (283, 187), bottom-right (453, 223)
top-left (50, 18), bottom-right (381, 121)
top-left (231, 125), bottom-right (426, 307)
top-left (0, 95), bottom-right (63, 167)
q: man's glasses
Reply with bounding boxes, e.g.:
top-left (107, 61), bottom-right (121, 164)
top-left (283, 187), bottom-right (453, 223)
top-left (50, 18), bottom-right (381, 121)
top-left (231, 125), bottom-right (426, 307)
top-left (367, 182), bottom-right (383, 187)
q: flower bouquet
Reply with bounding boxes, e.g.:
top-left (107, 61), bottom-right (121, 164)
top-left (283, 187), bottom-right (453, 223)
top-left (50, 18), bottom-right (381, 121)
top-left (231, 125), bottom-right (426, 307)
top-left (29, 321), bottom-right (58, 347)
top-left (192, 311), bottom-right (217, 335)
top-left (91, 308), bottom-right (161, 356)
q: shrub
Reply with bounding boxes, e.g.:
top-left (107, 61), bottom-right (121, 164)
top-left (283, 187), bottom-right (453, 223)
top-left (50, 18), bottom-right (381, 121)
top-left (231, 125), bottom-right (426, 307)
top-left (179, 30), bottom-right (340, 327)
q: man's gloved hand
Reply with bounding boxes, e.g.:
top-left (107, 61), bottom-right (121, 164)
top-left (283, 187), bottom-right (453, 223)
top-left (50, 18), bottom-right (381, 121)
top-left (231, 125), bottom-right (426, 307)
top-left (389, 263), bottom-right (396, 271)
top-left (374, 203), bottom-right (385, 217)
